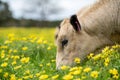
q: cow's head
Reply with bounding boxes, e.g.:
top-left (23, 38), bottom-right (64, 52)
top-left (55, 15), bottom-right (111, 69)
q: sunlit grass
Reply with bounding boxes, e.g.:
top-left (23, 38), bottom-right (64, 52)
top-left (0, 27), bottom-right (119, 80)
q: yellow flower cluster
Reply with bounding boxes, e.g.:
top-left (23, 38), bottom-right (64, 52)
top-left (20, 57), bottom-right (30, 63)
top-left (109, 68), bottom-right (119, 79)
top-left (0, 28), bottom-right (119, 80)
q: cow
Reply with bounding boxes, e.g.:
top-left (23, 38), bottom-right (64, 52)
top-left (55, 0), bottom-right (120, 69)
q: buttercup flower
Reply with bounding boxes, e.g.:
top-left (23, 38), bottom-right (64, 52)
top-left (83, 67), bottom-right (91, 72)
top-left (1, 62), bottom-right (8, 67)
top-left (22, 47), bottom-right (28, 51)
top-left (90, 71), bottom-right (99, 78)
top-left (52, 74), bottom-right (59, 79)
top-left (63, 74), bottom-right (73, 80)
top-left (20, 57), bottom-right (30, 63)
top-left (39, 74), bottom-right (48, 80)
top-left (74, 57), bottom-right (81, 64)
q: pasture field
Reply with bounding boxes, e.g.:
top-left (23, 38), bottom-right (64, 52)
top-left (0, 27), bottom-right (120, 80)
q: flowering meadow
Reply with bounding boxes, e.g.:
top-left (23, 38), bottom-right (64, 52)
top-left (0, 28), bottom-right (120, 80)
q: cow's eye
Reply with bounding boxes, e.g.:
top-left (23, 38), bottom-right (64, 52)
top-left (62, 40), bottom-right (68, 47)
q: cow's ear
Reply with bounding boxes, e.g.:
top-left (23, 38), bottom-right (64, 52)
top-left (70, 15), bottom-right (81, 32)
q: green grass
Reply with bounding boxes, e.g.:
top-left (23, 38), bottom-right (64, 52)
top-left (0, 27), bottom-right (119, 80)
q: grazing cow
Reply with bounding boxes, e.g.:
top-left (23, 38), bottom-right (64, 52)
top-left (55, 0), bottom-right (120, 69)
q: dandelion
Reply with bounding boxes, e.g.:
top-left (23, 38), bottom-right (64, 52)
top-left (22, 46), bottom-right (28, 51)
top-left (4, 40), bottom-right (12, 44)
top-left (102, 46), bottom-right (109, 53)
top-left (109, 68), bottom-right (119, 79)
top-left (23, 76), bottom-right (29, 79)
top-left (73, 70), bottom-right (81, 75)
top-left (61, 65), bottom-right (69, 70)
top-left (104, 58), bottom-right (110, 66)
top-left (14, 65), bottom-right (22, 70)
top-left (92, 54), bottom-right (101, 60)
top-left (39, 74), bottom-right (48, 80)
top-left (29, 75), bottom-right (33, 79)
top-left (74, 57), bottom-right (81, 64)
top-left (37, 38), bottom-right (43, 44)
top-left (18, 78), bottom-right (23, 80)
top-left (46, 63), bottom-right (51, 66)
top-left (3, 72), bottom-right (9, 78)
top-left (51, 59), bottom-right (56, 62)
top-left (87, 53), bottom-right (94, 59)
top-left (24, 70), bottom-right (30, 75)
top-left (12, 61), bottom-right (17, 65)
top-left (1, 62), bottom-right (8, 67)
top-left (52, 74), bottom-right (59, 79)
top-left (75, 78), bottom-right (81, 80)
top-left (109, 68), bottom-right (118, 75)
top-left (10, 74), bottom-right (16, 80)
top-left (47, 46), bottom-right (51, 50)
top-left (39, 64), bottom-right (43, 67)
top-left (83, 67), bottom-right (91, 72)
top-left (0, 69), bottom-right (3, 73)
top-left (35, 73), bottom-right (40, 77)
top-left (20, 57), bottom-right (30, 63)
top-left (13, 49), bottom-right (18, 53)
top-left (63, 74), bottom-right (73, 80)
top-left (112, 44), bottom-right (120, 49)
top-left (1, 52), bottom-right (5, 58)
top-left (13, 55), bottom-right (20, 60)
top-left (43, 40), bottom-right (47, 44)
top-left (90, 71), bottom-right (99, 78)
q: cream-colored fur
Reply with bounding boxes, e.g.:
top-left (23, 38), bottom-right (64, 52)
top-left (55, 0), bottom-right (120, 69)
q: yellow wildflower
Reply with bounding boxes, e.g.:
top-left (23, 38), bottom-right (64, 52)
top-left (12, 61), bottom-right (17, 65)
top-left (37, 38), bottom-right (43, 44)
top-left (13, 49), bottom-right (18, 53)
top-left (1, 52), bottom-right (5, 58)
top-left (13, 55), bottom-right (20, 60)
top-left (61, 65), bottom-right (69, 70)
top-left (10, 74), bottom-right (16, 80)
top-left (47, 46), bottom-right (51, 50)
top-left (0, 69), bottom-right (3, 73)
top-left (35, 73), bottom-right (40, 77)
top-left (1, 62), bottom-right (8, 67)
top-left (102, 46), bottom-right (109, 53)
top-left (74, 57), bottom-right (81, 64)
top-left (112, 44), bottom-right (120, 49)
top-left (4, 72), bottom-right (9, 78)
top-left (73, 70), bottom-right (81, 75)
top-left (39, 64), bottom-right (43, 67)
top-left (113, 74), bottom-right (119, 79)
top-left (22, 47), bottom-right (28, 51)
top-left (63, 74), bottom-right (73, 80)
top-left (43, 40), bottom-right (47, 44)
top-left (83, 67), bottom-right (91, 72)
top-left (109, 68), bottom-right (118, 75)
top-left (87, 53), bottom-right (94, 59)
top-left (51, 59), bottom-right (56, 62)
top-left (75, 78), bottom-right (81, 80)
top-left (23, 76), bottom-right (29, 79)
top-left (20, 57), bottom-right (30, 63)
top-left (39, 74), bottom-right (48, 80)
top-left (90, 71), bottom-right (99, 78)
top-left (52, 74), bottom-right (59, 79)
top-left (14, 65), bottom-right (22, 70)
top-left (92, 54), bottom-right (101, 60)
top-left (29, 75), bottom-right (33, 79)
top-left (46, 63), bottom-right (51, 66)
top-left (18, 78), bottom-right (23, 80)
top-left (24, 70), bottom-right (30, 75)
top-left (4, 40), bottom-right (12, 44)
